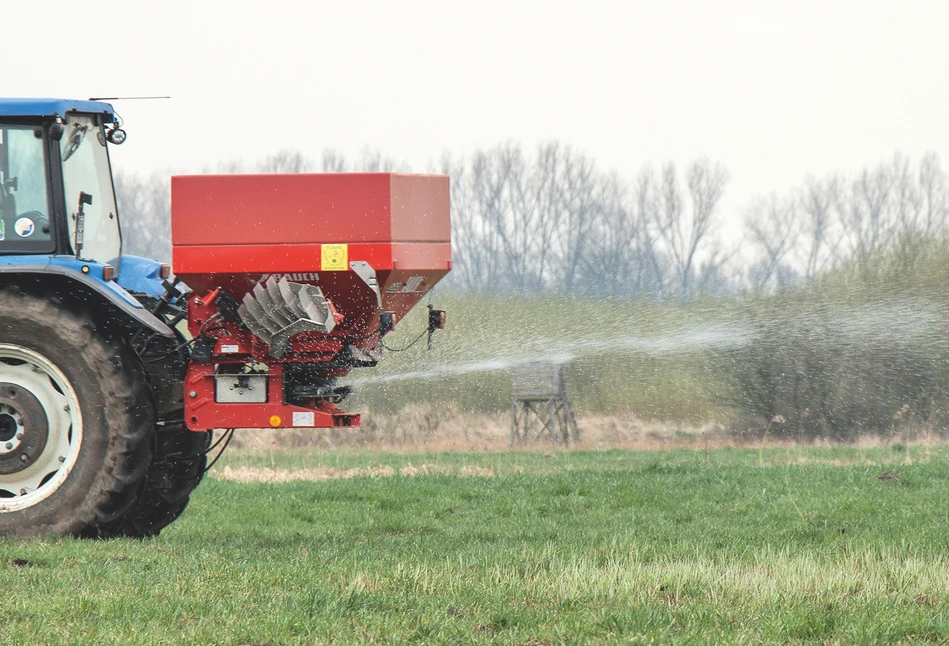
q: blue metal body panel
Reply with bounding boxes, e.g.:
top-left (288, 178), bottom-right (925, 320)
top-left (0, 98), bottom-right (116, 122)
top-left (116, 255), bottom-right (167, 299)
top-left (0, 254), bottom-right (172, 336)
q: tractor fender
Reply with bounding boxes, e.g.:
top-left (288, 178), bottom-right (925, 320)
top-left (0, 261), bottom-right (174, 337)
top-left (116, 254), bottom-right (173, 300)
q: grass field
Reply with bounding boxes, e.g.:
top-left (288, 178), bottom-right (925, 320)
top-left (2, 445), bottom-right (949, 644)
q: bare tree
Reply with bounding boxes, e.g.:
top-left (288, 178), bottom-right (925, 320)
top-left (114, 171), bottom-right (172, 261)
top-left (320, 149), bottom-right (349, 172)
top-left (834, 159), bottom-right (897, 266)
top-left (436, 151), bottom-right (484, 292)
top-left (257, 149), bottom-right (311, 173)
top-left (799, 177), bottom-right (840, 281)
top-left (439, 144), bottom-right (527, 293)
top-left (918, 152), bottom-right (948, 237)
top-left (519, 143), bottom-right (564, 292)
top-left (118, 143), bottom-right (949, 299)
top-left (470, 143), bottom-right (533, 292)
top-left (744, 193), bottom-right (800, 290)
top-left (577, 173), bottom-right (634, 297)
top-left (210, 159), bottom-right (246, 174)
top-left (890, 153), bottom-right (922, 237)
top-left (632, 167), bottom-right (668, 297)
top-left (547, 144), bottom-right (601, 293)
top-left (653, 159), bottom-right (729, 299)
top-left (355, 147), bottom-right (408, 173)
top-left (695, 242), bottom-right (738, 297)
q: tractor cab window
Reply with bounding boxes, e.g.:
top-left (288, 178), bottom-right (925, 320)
top-left (60, 115), bottom-right (121, 266)
top-left (0, 125), bottom-right (54, 253)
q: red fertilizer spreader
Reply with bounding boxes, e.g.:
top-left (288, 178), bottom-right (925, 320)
top-left (171, 173), bottom-right (451, 431)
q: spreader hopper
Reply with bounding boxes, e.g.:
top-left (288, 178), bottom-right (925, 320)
top-left (169, 173), bottom-right (451, 430)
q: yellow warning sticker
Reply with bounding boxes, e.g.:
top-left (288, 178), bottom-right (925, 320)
top-left (321, 244), bottom-right (348, 271)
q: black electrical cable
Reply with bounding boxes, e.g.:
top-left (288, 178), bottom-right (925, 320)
top-left (204, 428), bottom-right (235, 473)
top-left (204, 428), bottom-right (234, 453)
top-left (129, 327), bottom-right (146, 346)
top-left (197, 313), bottom-right (223, 335)
top-left (380, 329), bottom-right (428, 352)
top-left (154, 316), bottom-right (228, 360)
top-left (199, 324), bottom-right (228, 339)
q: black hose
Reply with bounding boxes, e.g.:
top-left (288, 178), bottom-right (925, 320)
top-left (381, 329), bottom-right (428, 352)
top-left (203, 428), bottom-right (235, 473)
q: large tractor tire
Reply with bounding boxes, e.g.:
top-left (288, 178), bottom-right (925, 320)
top-left (117, 308), bottom-right (212, 538)
top-left (115, 416), bottom-right (210, 537)
top-left (0, 293), bottom-right (153, 537)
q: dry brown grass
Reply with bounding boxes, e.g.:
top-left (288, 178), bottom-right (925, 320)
top-left (213, 462), bottom-right (496, 483)
top-left (228, 405), bottom-right (736, 453)
top-left (225, 404), bottom-right (949, 455)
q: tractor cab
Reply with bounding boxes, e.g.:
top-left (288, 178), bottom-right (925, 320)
top-left (0, 99), bottom-right (124, 271)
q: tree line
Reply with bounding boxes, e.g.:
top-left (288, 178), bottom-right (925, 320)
top-left (115, 145), bottom-right (949, 299)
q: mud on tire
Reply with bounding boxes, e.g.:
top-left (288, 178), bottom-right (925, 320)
top-left (116, 416), bottom-right (210, 538)
top-left (0, 292), bottom-right (153, 537)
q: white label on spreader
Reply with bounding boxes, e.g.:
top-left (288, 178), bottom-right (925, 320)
top-left (292, 411), bottom-right (315, 427)
top-left (220, 344), bottom-right (239, 353)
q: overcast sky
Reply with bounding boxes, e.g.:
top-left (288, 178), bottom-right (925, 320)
top-left (8, 0), bottom-right (949, 230)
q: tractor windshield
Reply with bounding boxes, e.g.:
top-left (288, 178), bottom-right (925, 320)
top-left (60, 115), bottom-right (121, 267)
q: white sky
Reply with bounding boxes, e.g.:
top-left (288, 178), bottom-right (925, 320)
top-left (7, 0), bottom-right (949, 234)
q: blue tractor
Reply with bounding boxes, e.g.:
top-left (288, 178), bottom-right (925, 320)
top-left (0, 99), bottom-right (207, 537)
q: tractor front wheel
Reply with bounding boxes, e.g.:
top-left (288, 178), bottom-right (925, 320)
top-left (0, 293), bottom-right (153, 537)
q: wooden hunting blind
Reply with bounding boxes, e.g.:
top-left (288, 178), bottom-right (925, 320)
top-left (510, 362), bottom-right (580, 446)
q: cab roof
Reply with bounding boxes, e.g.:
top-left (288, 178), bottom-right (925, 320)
top-left (0, 98), bottom-right (116, 122)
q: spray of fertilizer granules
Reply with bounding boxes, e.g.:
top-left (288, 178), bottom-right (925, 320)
top-left (345, 296), bottom-right (949, 388)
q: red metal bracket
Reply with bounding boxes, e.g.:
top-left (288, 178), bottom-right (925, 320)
top-left (183, 363), bottom-right (359, 431)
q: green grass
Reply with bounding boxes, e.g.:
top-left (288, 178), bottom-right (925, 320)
top-left (3, 445), bottom-right (949, 644)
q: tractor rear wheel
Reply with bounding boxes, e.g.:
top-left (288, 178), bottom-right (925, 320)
top-left (114, 416), bottom-right (210, 537)
top-left (0, 293), bottom-right (153, 537)
top-left (117, 313), bottom-right (211, 538)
